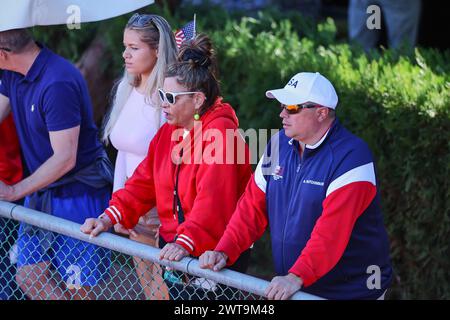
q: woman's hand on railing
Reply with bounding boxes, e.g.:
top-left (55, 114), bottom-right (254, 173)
top-left (114, 223), bottom-right (138, 238)
top-left (199, 251), bottom-right (228, 272)
top-left (80, 214), bottom-right (113, 238)
top-left (159, 243), bottom-right (189, 261)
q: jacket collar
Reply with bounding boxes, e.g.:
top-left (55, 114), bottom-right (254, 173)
top-left (289, 119), bottom-right (340, 154)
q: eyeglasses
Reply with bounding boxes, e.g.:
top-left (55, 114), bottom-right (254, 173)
top-left (158, 88), bottom-right (202, 105)
top-left (279, 102), bottom-right (322, 115)
top-left (127, 13), bottom-right (156, 28)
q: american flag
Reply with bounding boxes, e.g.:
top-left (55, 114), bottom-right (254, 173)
top-left (174, 20), bottom-right (196, 48)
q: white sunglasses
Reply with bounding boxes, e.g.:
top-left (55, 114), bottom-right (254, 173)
top-left (158, 88), bottom-right (202, 105)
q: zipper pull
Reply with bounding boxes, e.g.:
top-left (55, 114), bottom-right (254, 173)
top-left (296, 163), bottom-right (301, 173)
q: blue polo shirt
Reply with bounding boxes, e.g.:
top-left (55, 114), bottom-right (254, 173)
top-left (0, 44), bottom-right (103, 176)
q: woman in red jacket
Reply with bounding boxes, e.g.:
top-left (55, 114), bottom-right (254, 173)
top-left (81, 34), bottom-right (252, 299)
top-left (0, 114), bottom-right (23, 300)
top-left (0, 114), bottom-right (22, 185)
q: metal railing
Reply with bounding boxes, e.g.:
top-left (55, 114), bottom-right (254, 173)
top-left (0, 200), bottom-right (323, 300)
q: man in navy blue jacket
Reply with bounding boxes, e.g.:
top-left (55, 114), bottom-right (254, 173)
top-left (200, 72), bottom-right (393, 300)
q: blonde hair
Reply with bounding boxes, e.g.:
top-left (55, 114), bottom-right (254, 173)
top-left (102, 15), bottom-right (177, 144)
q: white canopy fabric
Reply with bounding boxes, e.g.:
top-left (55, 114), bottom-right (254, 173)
top-left (0, 0), bottom-right (155, 32)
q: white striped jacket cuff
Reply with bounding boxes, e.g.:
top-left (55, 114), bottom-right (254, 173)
top-left (176, 234), bottom-right (195, 252)
top-left (105, 205), bottom-right (122, 224)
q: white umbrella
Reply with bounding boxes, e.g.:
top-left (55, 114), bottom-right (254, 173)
top-left (0, 0), bottom-right (155, 32)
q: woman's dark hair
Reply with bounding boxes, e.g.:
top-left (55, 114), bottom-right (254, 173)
top-left (166, 33), bottom-right (221, 115)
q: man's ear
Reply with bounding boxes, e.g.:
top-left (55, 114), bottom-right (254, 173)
top-left (317, 107), bottom-right (329, 122)
top-left (0, 50), bottom-right (7, 61)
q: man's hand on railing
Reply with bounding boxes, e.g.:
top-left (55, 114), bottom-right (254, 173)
top-left (80, 214), bottom-right (114, 238)
top-left (0, 180), bottom-right (15, 202)
top-left (199, 251), bottom-right (228, 272)
top-left (265, 273), bottom-right (303, 300)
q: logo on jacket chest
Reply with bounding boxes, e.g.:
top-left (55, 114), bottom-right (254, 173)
top-left (272, 165), bottom-right (284, 180)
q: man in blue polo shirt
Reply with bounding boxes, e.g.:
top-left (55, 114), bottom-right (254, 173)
top-left (0, 28), bottom-right (112, 300)
top-left (200, 72), bottom-right (393, 300)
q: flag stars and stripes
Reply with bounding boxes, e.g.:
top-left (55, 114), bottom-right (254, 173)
top-left (175, 20), bottom-right (195, 48)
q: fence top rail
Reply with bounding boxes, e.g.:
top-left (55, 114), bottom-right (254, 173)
top-left (0, 200), bottom-right (323, 300)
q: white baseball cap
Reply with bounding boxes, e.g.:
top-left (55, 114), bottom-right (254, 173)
top-left (266, 72), bottom-right (338, 109)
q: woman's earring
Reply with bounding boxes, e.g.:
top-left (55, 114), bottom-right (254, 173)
top-left (194, 110), bottom-right (200, 121)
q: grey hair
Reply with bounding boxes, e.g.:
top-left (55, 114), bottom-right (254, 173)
top-left (101, 15), bottom-right (177, 144)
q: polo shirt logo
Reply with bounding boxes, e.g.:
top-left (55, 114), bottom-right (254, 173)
top-left (272, 165), bottom-right (284, 180)
top-left (303, 179), bottom-right (324, 186)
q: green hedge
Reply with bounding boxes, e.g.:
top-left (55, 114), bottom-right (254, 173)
top-left (31, 4), bottom-right (450, 299)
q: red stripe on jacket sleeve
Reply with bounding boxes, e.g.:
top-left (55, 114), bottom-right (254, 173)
top-left (288, 181), bottom-right (376, 287)
top-left (215, 175), bottom-right (268, 265)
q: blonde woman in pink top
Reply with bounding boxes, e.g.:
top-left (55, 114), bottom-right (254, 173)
top-left (102, 14), bottom-right (177, 300)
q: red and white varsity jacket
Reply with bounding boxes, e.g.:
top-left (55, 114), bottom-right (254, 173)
top-left (104, 98), bottom-right (252, 257)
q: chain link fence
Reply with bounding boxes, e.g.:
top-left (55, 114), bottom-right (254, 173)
top-left (0, 201), bottom-right (322, 300)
